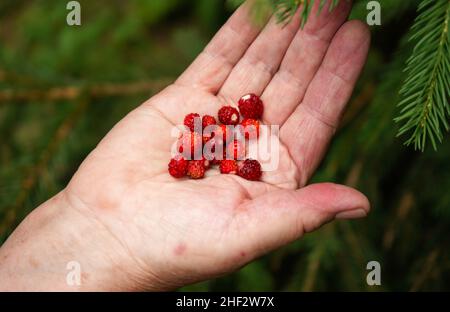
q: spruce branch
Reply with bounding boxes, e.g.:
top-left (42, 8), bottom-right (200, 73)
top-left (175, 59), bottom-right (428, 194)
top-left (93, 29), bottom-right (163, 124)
top-left (250, 0), bottom-right (343, 27)
top-left (395, 0), bottom-right (450, 151)
top-left (410, 248), bottom-right (439, 291)
top-left (0, 78), bottom-right (172, 103)
top-left (340, 82), bottom-right (376, 129)
top-left (234, 0), bottom-right (343, 26)
top-left (301, 242), bottom-right (324, 291)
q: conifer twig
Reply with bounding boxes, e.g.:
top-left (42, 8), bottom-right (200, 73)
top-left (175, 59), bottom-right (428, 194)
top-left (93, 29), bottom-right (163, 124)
top-left (301, 236), bottom-right (324, 291)
top-left (395, 0), bottom-right (450, 151)
top-left (382, 192), bottom-right (414, 250)
top-left (0, 78), bottom-right (172, 103)
top-left (270, 0), bottom-right (343, 27)
top-left (340, 82), bottom-right (376, 130)
top-left (410, 249), bottom-right (439, 291)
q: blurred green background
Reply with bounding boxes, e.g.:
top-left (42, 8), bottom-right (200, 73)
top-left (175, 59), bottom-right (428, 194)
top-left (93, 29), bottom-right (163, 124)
top-left (0, 0), bottom-right (449, 291)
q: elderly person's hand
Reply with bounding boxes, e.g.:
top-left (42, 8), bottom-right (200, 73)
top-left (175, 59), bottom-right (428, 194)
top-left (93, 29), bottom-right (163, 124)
top-left (0, 0), bottom-right (370, 291)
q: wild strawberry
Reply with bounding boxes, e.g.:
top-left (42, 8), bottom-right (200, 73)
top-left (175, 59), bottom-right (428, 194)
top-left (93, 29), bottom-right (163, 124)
top-left (219, 160), bottom-right (238, 174)
top-left (240, 118), bottom-right (260, 139)
top-left (238, 159), bottom-right (262, 181)
top-left (218, 106), bottom-right (240, 125)
top-left (168, 156), bottom-right (188, 178)
top-left (238, 94), bottom-right (263, 119)
top-left (203, 137), bottom-right (218, 161)
top-left (178, 131), bottom-right (202, 159)
top-left (225, 139), bottom-right (245, 160)
top-left (213, 124), bottom-right (233, 144)
top-left (212, 139), bottom-right (227, 164)
top-left (202, 115), bottom-right (217, 144)
top-left (202, 133), bottom-right (212, 145)
top-left (184, 113), bottom-right (201, 132)
top-left (202, 115), bottom-right (217, 130)
top-left (187, 160), bottom-right (206, 179)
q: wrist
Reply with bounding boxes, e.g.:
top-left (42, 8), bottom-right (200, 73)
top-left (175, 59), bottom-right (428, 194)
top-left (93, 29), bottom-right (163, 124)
top-left (0, 191), bottom-right (154, 291)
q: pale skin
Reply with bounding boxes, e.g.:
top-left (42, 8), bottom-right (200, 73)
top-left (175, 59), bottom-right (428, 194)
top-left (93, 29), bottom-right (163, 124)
top-left (0, 1), bottom-right (370, 291)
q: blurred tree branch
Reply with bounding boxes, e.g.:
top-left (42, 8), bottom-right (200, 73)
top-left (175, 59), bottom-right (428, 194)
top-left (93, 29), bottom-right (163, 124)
top-left (0, 78), bottom-right (172, 103)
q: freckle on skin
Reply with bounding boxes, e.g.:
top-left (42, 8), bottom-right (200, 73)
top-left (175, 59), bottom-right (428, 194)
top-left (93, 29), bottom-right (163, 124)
top-left (82, 272), bottom-right (89, 281)
top-left (174, 243), bottom-right (187, 256)
top-left (29, 256), bottom-right (39, 268)
top-left (96, 195), bottom-right (118, 211)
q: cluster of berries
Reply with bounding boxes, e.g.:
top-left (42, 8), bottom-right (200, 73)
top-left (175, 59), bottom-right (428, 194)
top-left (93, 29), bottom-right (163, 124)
top-left (168, 93), bottom-right (264, 181)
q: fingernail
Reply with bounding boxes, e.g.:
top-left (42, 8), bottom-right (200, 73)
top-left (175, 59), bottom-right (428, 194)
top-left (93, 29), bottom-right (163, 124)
top-left (335, 208), bottom-right (368, 220)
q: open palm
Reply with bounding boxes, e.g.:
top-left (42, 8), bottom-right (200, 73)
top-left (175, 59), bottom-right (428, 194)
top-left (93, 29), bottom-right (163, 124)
top-left (64, 1), bottom-right (370, 290)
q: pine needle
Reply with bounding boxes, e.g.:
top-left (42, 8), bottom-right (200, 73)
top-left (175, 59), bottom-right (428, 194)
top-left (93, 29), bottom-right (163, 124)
top-left (269, 0), bottom-right (342, 27)
top-left (395, 0), bottom-right (450, 151)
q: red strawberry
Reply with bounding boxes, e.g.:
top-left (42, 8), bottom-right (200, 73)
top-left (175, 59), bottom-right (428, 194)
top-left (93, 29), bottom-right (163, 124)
top-left (202, 133), bottom-right (212, 145)
top-left (238, 159), bottom-right (262, 181)
top-left (178, 131), bottom-right (203, 159)
top-left (202, 115), bottom-right (217, 144)
top-left (213, 124), bottom-right (233, 144)
top-left (238, 94), bottom-right (263, 119)
top-left (225, 139), bottom-right (245, 160)
top-left (219, 160), bottom-right (238, 174)
top-left (203, 137), bottom-right (218, 161)
top-left (240, 118), bottom-right (260, 139)
top-left (218, 106), bottom-right (240, 125)
top-left (187, 160), bottom-right (206, 179)
top-left (184, 113), bottom-right (201, 132)
top-left (168, 156), bottom-right (188, 178)
top-left (202, 115), bottom-right (217, 130)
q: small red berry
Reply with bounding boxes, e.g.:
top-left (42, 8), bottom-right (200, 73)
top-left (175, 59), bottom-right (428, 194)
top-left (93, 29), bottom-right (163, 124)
top-left (213, 124), bottom-right (233, 144)
top-left (184, 113), bottom-right (201, 132)
top-left (220, 160), bottom-right (238, 174)
top-left (202, 115), bottom-right (217, 130)
top-left (240, 118), bottom-right (260, 139)
top-left (238, 94), bottom-right (263, 120)
top-left (238, 159), bottom-right (262, 181)
top-left (187, 160), bottom-right (206, 179)
top-left (218, 106), bottom-right (240, 125)
top-left (203, 133), bottom-right (212, 145)
top-left (202, 115), bottom-right (217, 144)
top-left (203, 137), bottom-right (218, 161)
top-left (168, 156), bottom-right (188, 178)
top-left (225, 139), bottom-right (245, 160)
top-left (178, 131), bottom-right (203, 159)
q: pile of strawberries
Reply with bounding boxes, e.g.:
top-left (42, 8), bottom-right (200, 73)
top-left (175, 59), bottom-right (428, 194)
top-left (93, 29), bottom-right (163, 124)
top-left (168, 93), bottom-right (264, 181)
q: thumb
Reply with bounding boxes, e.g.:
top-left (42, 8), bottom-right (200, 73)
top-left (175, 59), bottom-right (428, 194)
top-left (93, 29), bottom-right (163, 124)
top-left (230, 183), bottom-right (370, 259)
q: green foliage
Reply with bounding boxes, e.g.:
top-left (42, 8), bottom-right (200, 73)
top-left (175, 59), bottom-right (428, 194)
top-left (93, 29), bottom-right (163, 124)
top-left (273, 0), bottom-right (342, 26)
top-left (395, 0), bottom-right (450, 151)
top-left (253, 0), bottom-right (450, 151)
top-left (227, 0), bottom-right (344, 26)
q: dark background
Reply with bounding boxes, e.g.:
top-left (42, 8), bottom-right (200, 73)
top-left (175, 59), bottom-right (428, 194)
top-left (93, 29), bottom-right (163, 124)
top-left (0, 0), bottom-right (449, 291)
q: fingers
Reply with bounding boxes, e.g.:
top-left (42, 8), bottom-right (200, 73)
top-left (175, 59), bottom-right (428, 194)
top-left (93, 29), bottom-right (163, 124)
top-left (281, 21), bottom-right (370, 185)
top-left (217, 12), bottom-right (302, 103)
top-left (175, 1), bottom-right (265, 93)
top-left (230, 183), bottom-right (370, 260)
top-left (262, 0), bottom-right (352, 125)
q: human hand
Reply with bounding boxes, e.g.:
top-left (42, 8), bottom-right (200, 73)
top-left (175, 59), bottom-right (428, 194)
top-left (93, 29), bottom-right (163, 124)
top-left (0, 0), bottom-right (370, 291)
